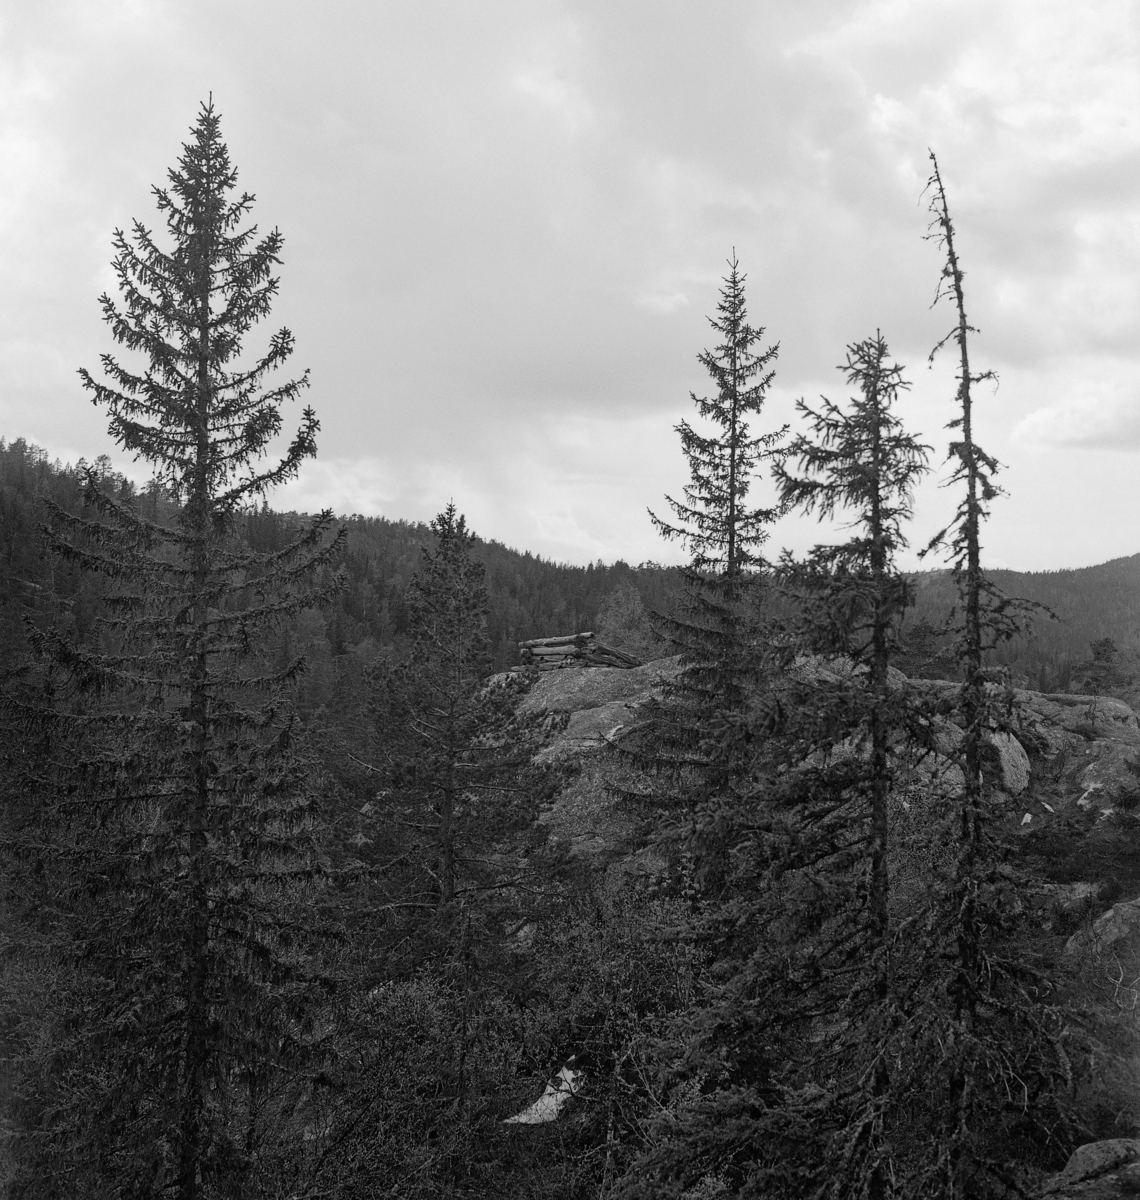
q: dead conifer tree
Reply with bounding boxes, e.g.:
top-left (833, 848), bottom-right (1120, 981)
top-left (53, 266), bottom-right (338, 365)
top-left (913, 150), bottom-right (1073, 1199)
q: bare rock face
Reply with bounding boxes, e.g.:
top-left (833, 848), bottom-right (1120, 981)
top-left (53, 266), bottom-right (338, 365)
top-left (1020, 694), bottom-right (1140, 747)
top-left (516, 658), bottom-right (681, 861)
top-left (1077, 741), bottom-right (1140, 809)
top-left (521, 657), bottom-right (681, 764)
top-left (1064, 898), bottom-right (1140, 958)
top-left (1041, 1139), bottom-right (1140, 1197)
top-left (988, 730), bottom-right (1032, 795)
top-left (515, 651), bottom-right (1140, 901)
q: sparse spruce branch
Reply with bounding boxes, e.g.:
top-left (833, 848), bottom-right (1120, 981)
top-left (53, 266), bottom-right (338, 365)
top-left (924, 150), bottom-right (1007, 1033)
top-left (914, 152), bottom-right (1071, 1200)
top-left (5, 100), bottom-right (345, 1200)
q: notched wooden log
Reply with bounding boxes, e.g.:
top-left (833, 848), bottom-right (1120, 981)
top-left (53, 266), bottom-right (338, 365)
top-left (518, 632), bottom-right (641, 670)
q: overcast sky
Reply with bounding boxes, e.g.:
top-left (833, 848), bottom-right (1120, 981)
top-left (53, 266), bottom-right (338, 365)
top-left (1, 0), bottom-right (1137, 570)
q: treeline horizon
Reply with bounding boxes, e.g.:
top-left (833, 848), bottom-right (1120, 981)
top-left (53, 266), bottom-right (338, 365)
top-left (3, 432), bottom-right (1137, 693)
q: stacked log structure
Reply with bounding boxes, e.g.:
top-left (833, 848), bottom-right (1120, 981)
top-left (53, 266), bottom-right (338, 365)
top-left (519, 632), bottom-right (641, 671)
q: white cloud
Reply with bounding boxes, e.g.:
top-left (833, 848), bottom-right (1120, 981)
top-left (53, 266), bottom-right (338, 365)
top-left (514, 67), bottom-right (594, 134)
top-left (1013, 362), bottom-right (1140, 450)
top-left (636, 291), bottom-right (690, 314)
top-left (2, 0), bottom-right (1139, 570)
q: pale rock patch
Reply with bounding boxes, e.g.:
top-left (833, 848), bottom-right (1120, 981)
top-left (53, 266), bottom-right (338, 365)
top-left (987, 730), bottom-right (1031, 795)
top-left (519, 657), bottom-right (680, 717)
top-left (1042, 1138), bottom-right (1140, 1195)
top-left (504, 1063), bottom-right (584, 1125)
top-left (1064, 898), bottom-right (1140, 957)
top-left (1021, 693), bottom-right (1140, 745)
top-left (1078, 740), bottom-right (1140, 805)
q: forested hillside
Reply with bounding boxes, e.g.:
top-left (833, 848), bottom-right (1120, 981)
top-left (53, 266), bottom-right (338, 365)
top-left (6, 432), bottom-right (1138, 698)
top-left (905, 559), bottom-right (1140, 696)
top-left (0, 437), bottom-right (681, 675)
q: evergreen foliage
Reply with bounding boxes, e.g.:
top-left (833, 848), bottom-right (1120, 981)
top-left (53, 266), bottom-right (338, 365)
top-left (5, 439), bottom-right (1136, 700)
top-left (776, 331), bottom-right (929, 961)
top-left (0, 117), bottom-right (1134, 1200)
top-left (638, 254), bottom-right (786, 811)
top-left (649, 251), bottom-right (783, 586)
top-left (617, 336), bottom-right (933, 1199)
top-left (767, 335), bottom-right (930, 1198)
top-left (308, 506), bottom-right (553, 1195)
top-left (368, 503), bottom-right (539, 926)
top-left (2, 101), bottom-right (343, 1199)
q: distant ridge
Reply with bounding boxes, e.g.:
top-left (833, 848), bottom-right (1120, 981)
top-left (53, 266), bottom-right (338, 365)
top-left (906, 553), bottom-right (1140, 692)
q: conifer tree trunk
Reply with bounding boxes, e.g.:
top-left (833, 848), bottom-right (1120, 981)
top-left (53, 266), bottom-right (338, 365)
top-left (865, 350), bottom-right (894, 1200)
top-left (866, 354), bottom-right (891, 964)
top-left (439, 769), bottom-right (456, 906)
top-left (178, 194), bottom-right (215, 1200)
top-left (924, 150), bottom-right (1029, 1199)
top-left (929, 155), bottom-right (985, 1033)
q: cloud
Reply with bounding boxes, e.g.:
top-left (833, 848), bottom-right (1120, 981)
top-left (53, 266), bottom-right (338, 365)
top-left (1013, 363), bottom-right (1140, 450)
top-left (275, 407), bottom-right (697, 566)
top-left (636, 291), bottom-right (690, 314)
top-left (1, 0), bottom-right (1138, 568)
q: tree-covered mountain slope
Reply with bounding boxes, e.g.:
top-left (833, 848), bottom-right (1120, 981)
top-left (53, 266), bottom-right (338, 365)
top-left (5, 435), bottom-right (1139, 691)
top-left (0, 437), bottom-right (683, 676)
top-left (904, 556), bottom-right (1140, 694)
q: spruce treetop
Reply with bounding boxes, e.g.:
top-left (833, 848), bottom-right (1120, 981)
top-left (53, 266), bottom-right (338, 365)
top-left (777, 332), bottom-right (930, 577)
top-left (407, 502), bottom-right (492, 693)
top-left (650, 253), bottom-right (785, 582)
top-left (78, 98), bottom-right (317, 516)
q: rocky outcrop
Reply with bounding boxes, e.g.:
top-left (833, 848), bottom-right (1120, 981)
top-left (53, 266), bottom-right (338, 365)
top-left (1041, 1139), bottom-right (1140, 1197)
top-left (1020, 693), bottom-right (1140, 747)
top-left (1064, 898), bottom-right (1140, 958)
top-left (520, 656), bottom-right (681, 765)
top-left (511, 656), bottom-right (1140, 1153)
top-left (516, 655), bottom-right (1140, 887)
top-left (989, 730), bottom-right (1031, 795)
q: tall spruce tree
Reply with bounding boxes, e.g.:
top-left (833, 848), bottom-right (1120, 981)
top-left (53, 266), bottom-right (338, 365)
top-left (650, 252), bottom-right (783, 588)
top-left (772, 334), bottom-right (929, 1197)
top-left (370, 505), bottom-right (504, 914)
top-left (6, 101), bottom-right (343, 1198)
top-left (616, 337), bottom-right (932, 1200)
top-left (609, 258), bottom-right (793, 1196)
top-left (363, 502), bottom-right (541, 980)
top-left (641, 254), bottom-right (785, 813)
top-left (776, 333), bottom-right (929, 955)
top-left (317, 507), bottom-right (542, 1192)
